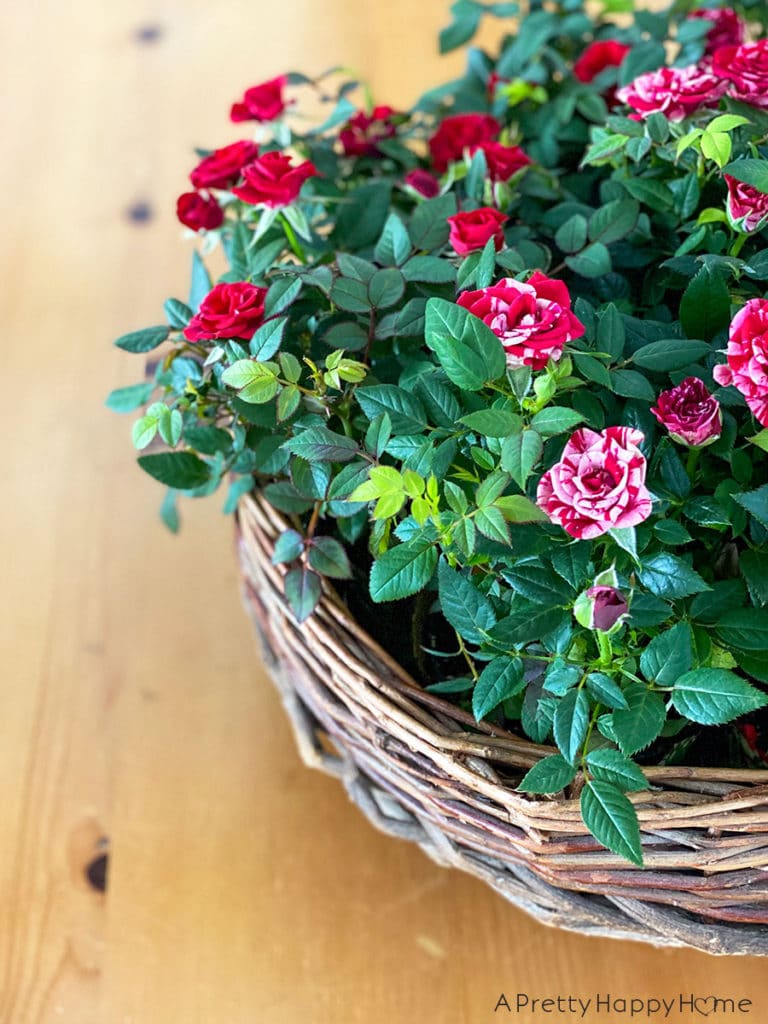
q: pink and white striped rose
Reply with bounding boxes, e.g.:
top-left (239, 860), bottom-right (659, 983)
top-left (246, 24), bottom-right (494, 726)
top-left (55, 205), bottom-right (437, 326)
top-left (616, 64), bottom-right (726, 122)
top-left (536, 427), bottom-right (652, 540)
top-left (713, 298), bottom-right (768, 427)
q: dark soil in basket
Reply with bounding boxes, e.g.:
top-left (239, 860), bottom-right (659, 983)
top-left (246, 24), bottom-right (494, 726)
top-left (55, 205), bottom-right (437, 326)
top-left (332, 538), bottom-right (768, 773)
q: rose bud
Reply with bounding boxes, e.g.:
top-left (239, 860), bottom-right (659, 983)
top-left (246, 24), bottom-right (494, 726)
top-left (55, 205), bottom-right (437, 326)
top-left (574, 585), bottom-right (629, 634)
top-left (403, 168), bottom-right (440, 198)
top-left (651, 377), bottom-right (722, 448)
top-left (447, 207), bottom-right (508, 255)
top-left (725, 174), bottom-right (768, 234)
top-left (176, 191), bottom-right (224, 232)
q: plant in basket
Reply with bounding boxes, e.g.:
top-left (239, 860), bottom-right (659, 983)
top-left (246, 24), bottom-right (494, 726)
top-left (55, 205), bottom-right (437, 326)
top-left (110, 0), bottom-right (768, 882)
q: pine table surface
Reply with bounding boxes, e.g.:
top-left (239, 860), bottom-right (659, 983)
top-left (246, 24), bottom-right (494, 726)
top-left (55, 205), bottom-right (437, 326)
top-left (2, 1), bottom-right (767, 1021)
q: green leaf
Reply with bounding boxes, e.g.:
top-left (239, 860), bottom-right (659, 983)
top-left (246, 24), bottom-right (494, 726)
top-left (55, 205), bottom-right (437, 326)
top-left (741, 550), bottom-right (768, 607)
top-left (189, 250), bottom-right (212, 310)
top-left (137, 452), bottom-right (211, 489)
top-left (163, 298), bottom-right (193, 329)
top-left (553, 688), bottom-right (590, 764)
top-left (610, 681), bottom-right (666, 755)
top-left (272, 529), bottom-right (304, 565)
top-left (588, 198), bottom-right (639, 246)
top-left (132, 414), bottom-right (158, 450)
top-left (438, 558), bottom-right (496, 644)
top-left (586, 749), bottom-right (648, 791)
top-left (518, 754), bottom-right (576, 794)
top-left (368, 267), bottom-right (405, 310)
top-left (638, 554), bottom-right (709, 600)
top-left (114, 325), bottom-right (169, 353)
top-left (424, 298), bottom-right (506, 391)
top-left (609, 369), bottom-right (656, 402)
top-left (550, 544), bottom-right (590, 590)
top-left (475, 506), bottom-right (511, 544)
top-left (459, 408), bottom-right (522, 437)
top-left (565, 242), bottom-right (611, 279)
top-left (159, 489), bottom-right (180, 533)
top-left (734, 484), bottom-right (768, 529)
top-left (264, 277), bottom-right (302, 319)
top-left (357, 385), bottom-right (426, 434)
top-left (608, 526), bottom-right (638, 563)
top-left (500, 430), bottom-right (543, 488)
top-left (374, 213), bottom-right (411, 266)
top-left (621, 177), bottom-right (674, 212)
top-left (555, 214), bottom-right (588, 254)
top-left (581, 781), bottom-right (643, 865)
top-left (402, 255), bottom-right (457, 284)
top-left (504, 564), bottom-right (573, 606)
top-left (409, 193), bottom-right (457, 251)
top-left (639, 622), bottom-right (693, 687)
top-left (283, 426), bottom-right (358, 463)
top-left (631, 339), bottom-right (710, 371)
top-left (488, 604), bottom-right (567, 648)
top-left (530, 406), bottom-right (585, 437)
top-left (679, 267), bottom-right (731, 342)
top-left (721, 157), bottom-right (768, 194)
top-left (330, 276), bottom-right (371, 313)
top-left (369, 538), bottom-right (438, 603)
top-left (543, 662), bottom-right (581, 696)
top-left (701, 130), bottom-right (731, 168)
top-left (716, 608), bottom-right (768, 652)
top-left (106, 381), bottom-right (153, 413)
top-left (672, 669), bottom-right (767, 725)
top-left (494, 494), bottom-right (549, 523)
top-left (472, 656), bottom-right (525, 720)
top-left (332, 180), bottom-right (392, 249)
top-left (284, 566), bottom-right (322, 623)
top-left (308, 536), bottom-right (352, 579)
top-left (249, 317), bottom-right (287, 360)
top-left (439, 9), bottom-right (482, 53)
top-left (586, 672), bottom-right (629, 710)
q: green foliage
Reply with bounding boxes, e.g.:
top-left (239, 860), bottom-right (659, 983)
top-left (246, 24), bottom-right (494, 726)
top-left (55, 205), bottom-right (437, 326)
top-left (112, 0), bottom-right (768, 866)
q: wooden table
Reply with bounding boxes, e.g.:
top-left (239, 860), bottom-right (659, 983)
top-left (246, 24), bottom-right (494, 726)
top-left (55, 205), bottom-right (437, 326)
top-left (2, 1), bottom-right (766, 1020)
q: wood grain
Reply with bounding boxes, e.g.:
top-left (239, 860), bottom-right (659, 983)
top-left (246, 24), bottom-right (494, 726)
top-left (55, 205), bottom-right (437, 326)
top-left (2, 1), bottom-right (767, 1021)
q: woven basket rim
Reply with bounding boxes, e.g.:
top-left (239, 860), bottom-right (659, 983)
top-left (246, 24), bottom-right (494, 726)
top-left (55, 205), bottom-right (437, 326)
top-left (237, 490), bottom-right (768, 954)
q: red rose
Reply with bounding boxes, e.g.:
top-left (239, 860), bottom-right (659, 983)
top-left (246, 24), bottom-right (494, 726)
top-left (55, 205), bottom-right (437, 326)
top-left (536, 427), bottom-right (652, 540)
top-left (725, 174), bottom-right (768, 233)
top-left (447, 208), bottom-right (507, 255)
top-left (713, 298), bottom-right (768, 427)
top-left (713, 40), bottom-right (768, 109)
top-left (176, 191), bottom-right (224, 231)
top-left (574, 40), bottom-right (630, 83)
top-left (183, 282), bottom-right (267, 342)
top-left (403, 168), bottom-right (440, 198)
top-left (189, 140), bottom-right (260, 190)
top-left (231, 76), bottom-right (290, 122)
top-left (428, 113), bottom-right (500, 173)
top-left (456, 271), bottom-right (585, 370)
top-left (469, 141), bottom-right (531, 182)
top-left (340, 105), bottom-right (399, 157)
top-left (689, 8), bottom-right (746, 57)
top-left (651, 377), bottom-right (722, 448)
top-left (616, 64), bottom-right (726, 122)
top-left (232, 152), bottom-right (318, 208)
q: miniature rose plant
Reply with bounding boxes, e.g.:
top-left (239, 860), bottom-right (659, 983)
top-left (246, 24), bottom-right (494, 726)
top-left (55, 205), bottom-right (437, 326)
top-left (110, 0), bottom-right (768, 866)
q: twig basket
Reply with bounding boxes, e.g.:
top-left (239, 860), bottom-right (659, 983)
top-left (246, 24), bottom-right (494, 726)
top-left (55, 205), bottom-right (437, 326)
top-left (237, 491), bottom-right (768, 956)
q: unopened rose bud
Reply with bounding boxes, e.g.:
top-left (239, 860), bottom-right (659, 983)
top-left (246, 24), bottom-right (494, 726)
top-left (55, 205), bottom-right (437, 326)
top-left (725, 175), bottom-right (768, 235)
top-left (574, 584), bottom-right (628, 633)
top-left (651, 377), bottom-right (722, 448)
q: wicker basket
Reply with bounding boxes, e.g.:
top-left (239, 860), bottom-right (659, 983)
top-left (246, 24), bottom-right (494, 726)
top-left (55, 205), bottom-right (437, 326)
top-left (237, 491), bottom-right (768, 956)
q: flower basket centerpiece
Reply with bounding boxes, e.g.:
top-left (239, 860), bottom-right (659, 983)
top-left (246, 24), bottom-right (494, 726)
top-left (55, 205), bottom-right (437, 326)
top-left (110, 0), bottom-right (768, 955)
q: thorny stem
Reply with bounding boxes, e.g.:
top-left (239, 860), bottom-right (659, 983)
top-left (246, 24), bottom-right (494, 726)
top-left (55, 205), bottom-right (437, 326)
top-left (455, 631), bottom-right (479, 683)
top-left (306, 501), bottom-right (321, 540)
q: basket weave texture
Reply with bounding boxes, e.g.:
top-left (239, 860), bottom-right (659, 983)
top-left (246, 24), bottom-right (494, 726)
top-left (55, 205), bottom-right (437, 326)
top-left (238, 492), bottom-right (768, 956)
